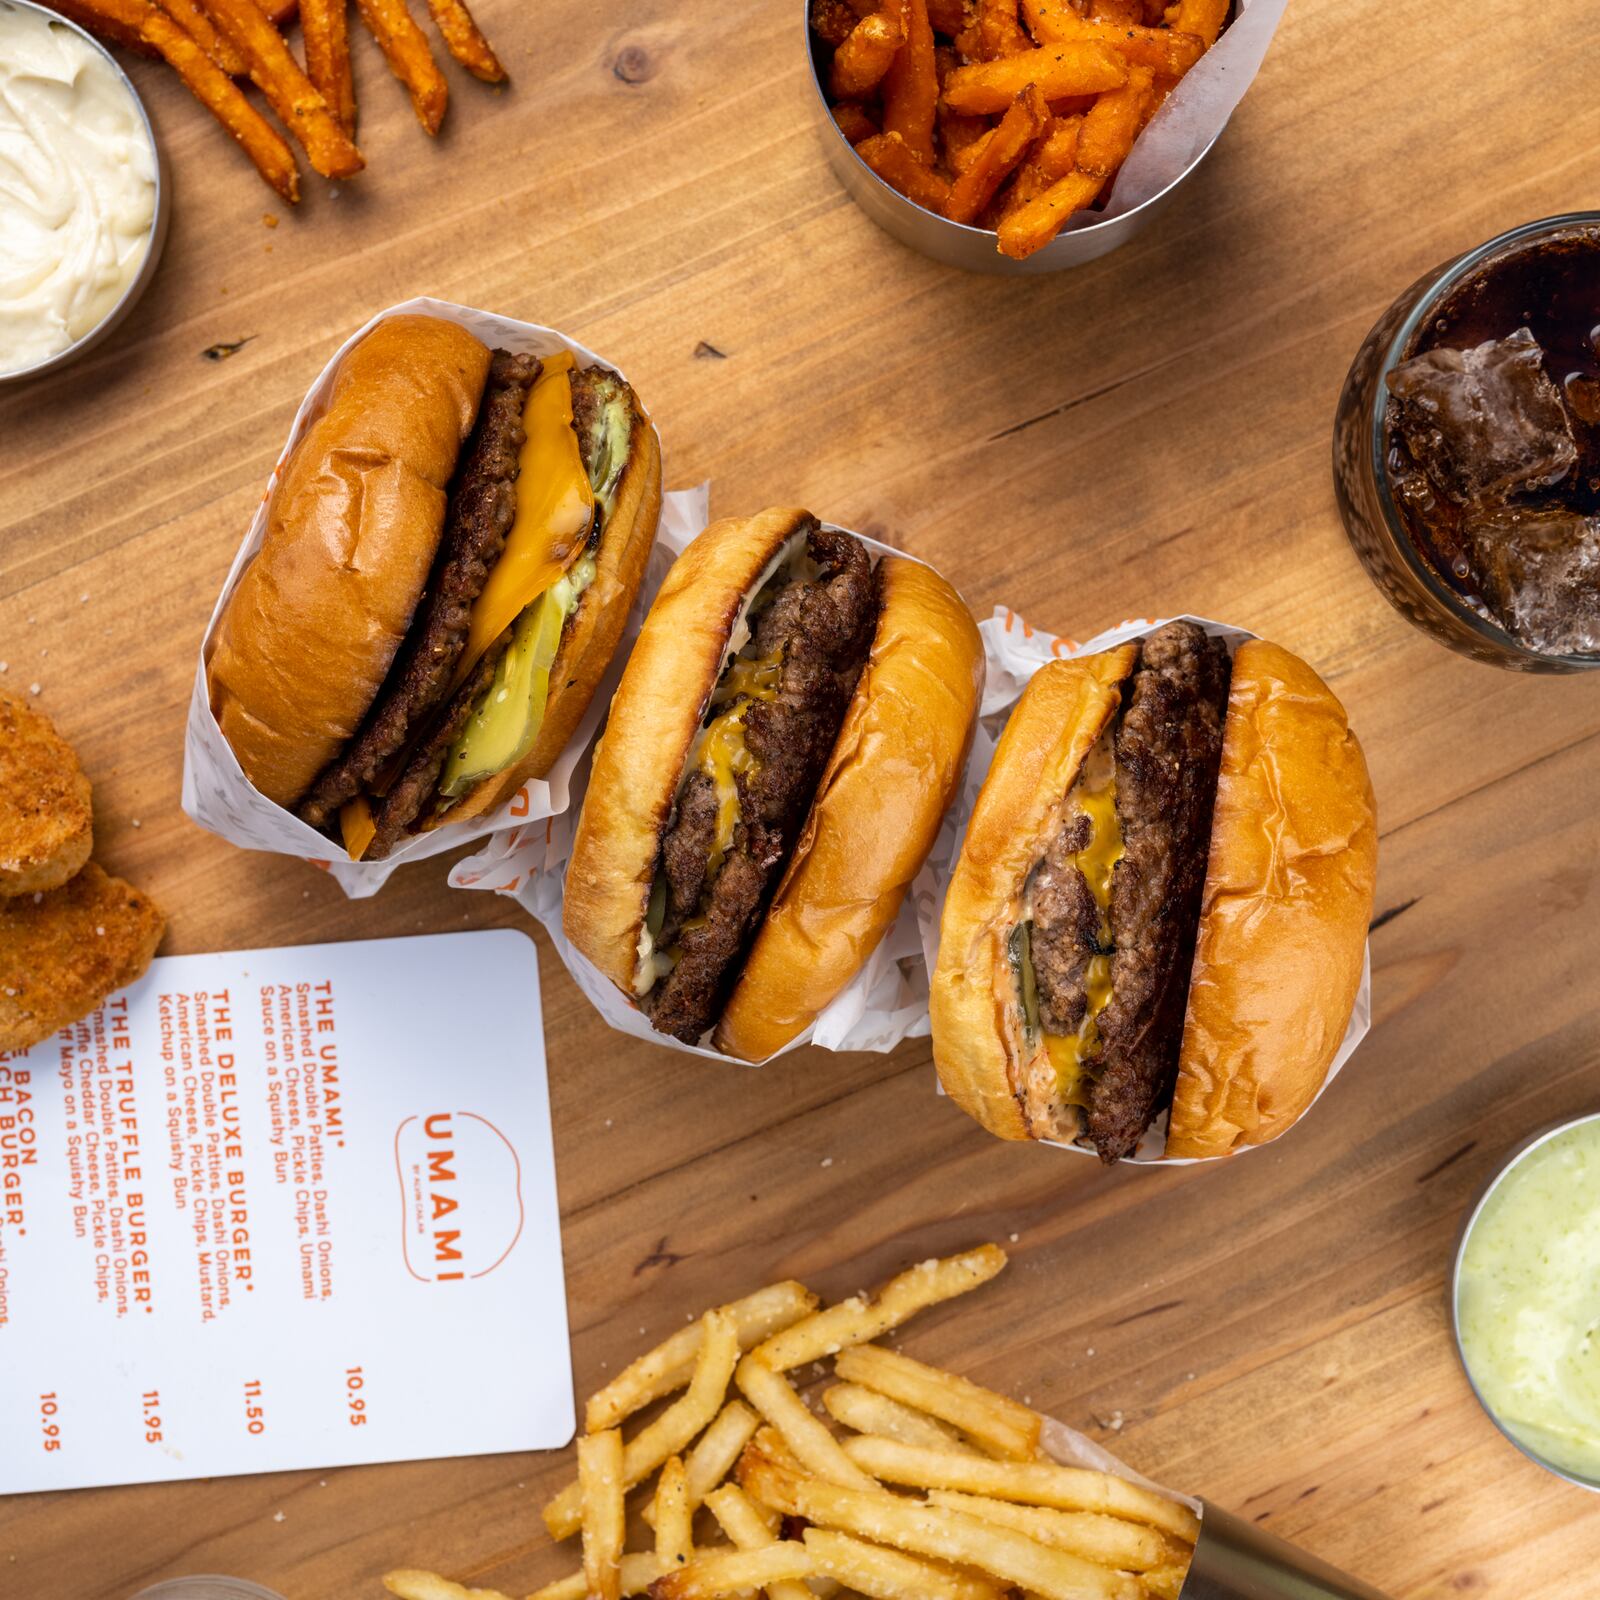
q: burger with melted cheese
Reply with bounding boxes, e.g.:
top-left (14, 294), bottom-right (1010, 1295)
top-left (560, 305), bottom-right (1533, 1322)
top-left (206, 313), bottom-right (661, 860)
top-left (930, 622), bottom-right (1377, 1164)
top-left (563, 507), bottom-right (983, 1060)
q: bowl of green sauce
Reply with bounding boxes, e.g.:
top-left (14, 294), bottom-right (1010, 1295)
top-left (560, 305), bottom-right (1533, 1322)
top-left (1452, 1111), bottom-right (1600, 1491)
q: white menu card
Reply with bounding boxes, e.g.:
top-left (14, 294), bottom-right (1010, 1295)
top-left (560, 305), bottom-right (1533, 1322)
top-left (0, 930), bottom-right (573, 1493)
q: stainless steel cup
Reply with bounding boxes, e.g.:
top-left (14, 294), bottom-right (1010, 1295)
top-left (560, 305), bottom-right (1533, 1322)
top-left (1181, 1503), bottom-right (1392, 1599)
top-left (0, 0), bottom-right (172, 386)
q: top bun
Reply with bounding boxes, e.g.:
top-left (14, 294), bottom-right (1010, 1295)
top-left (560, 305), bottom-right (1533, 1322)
top-left (1165, 639), bottom-right (1377, 1158)
top-left (206, 315), bottom-right (491, 808)
top-left (714, 555), bottom-right (984, 1062)
top-left (564, 507), bottom-right (813, 995)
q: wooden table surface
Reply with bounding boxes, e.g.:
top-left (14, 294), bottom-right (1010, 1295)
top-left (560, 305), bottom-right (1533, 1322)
top-left (5, 0), bottom-right (1600, 1593)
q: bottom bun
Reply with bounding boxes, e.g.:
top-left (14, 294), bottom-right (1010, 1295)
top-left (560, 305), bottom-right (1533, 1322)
top-left (714, 556), bottom-right (984, 1062)
top-left (1164, 640), bottom-right (1377, 1159)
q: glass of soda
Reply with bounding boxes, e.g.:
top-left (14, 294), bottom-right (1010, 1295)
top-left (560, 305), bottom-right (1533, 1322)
top-left (1333, 213), bottom-right (1600, 672)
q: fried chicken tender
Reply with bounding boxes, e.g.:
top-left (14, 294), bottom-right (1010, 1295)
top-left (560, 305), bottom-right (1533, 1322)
top-left (0, 696), bottom-right (93, 897)
top-left (0, 864), bottom-right (165, 1051)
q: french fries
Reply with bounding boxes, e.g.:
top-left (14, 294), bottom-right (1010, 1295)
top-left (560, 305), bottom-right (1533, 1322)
top-left (301, 0), bottom-right (357, 135)
top-left (396, 1247), bottom-right (1199, 1600)
top-left (839, 1436), bottom-right (1202, 1544)
top-left (70, 0), bottom-right (301, 201)
top-left (156, 0), bottom-right (246, 75)
top-left (579, 1430), bottom-right (626, 1600)
top-left (822, 1380), bottom-right (980, 1453)
top-left (546, 1311), bottom-right (741, 1539)
top-left (354, 0), bottom-right (449, 134)
top-left (834, 1344), bottom-right (1043, 1460)
top-left (426, 0), bottom-right (505, 82)
top-left (753, 1246), bottom-right (1007, 1371)
top-left (814, 0), bottom-right (1229, 254)
top-left (586, 1281), bottom-right (817, 1434)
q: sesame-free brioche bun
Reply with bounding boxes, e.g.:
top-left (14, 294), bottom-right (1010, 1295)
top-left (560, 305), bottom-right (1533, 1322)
top-left (425, 414), bottom-right (663, 829)
top-left (1164, 640), bottom-right (1377, 1158)
top-left (930, 633), bottom-right (1376, 1160)
top-left (564, 507), bottom-right (813, 997)
top-left (206, 315), bottom-right (492, 809)
top-left (929, 648), bottom-right (1136, 1141)
top-left (714, 556), bottom-right (984, 1062)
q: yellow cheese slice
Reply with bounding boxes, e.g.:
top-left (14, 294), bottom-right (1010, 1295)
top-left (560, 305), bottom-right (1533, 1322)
top-left (340, 795), bottom-right (378, 861)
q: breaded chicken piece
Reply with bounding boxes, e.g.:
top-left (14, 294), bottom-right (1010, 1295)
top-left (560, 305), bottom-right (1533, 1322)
top-left (0, 696), bottom-right (93, 897)
top-left (0, 863), bottom-right (165, 1051)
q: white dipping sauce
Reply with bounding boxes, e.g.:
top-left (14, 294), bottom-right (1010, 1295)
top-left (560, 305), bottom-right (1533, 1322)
top-left (0, 1), bottom-right (157, 374)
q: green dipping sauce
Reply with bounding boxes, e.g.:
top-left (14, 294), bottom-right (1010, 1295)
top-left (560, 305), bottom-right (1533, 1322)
top-left (1457, 1118), bottom-right (1600, 1482)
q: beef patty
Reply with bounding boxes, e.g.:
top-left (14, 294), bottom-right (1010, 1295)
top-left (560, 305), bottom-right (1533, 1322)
top-left (296, 349), bottom-right (540, 831)
top-left (1029, 621), bottom-right (1231, 1163)
top-left (646, 526), bottom-right (877, 1043)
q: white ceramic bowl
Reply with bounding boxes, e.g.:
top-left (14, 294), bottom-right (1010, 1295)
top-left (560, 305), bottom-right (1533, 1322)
top-left (0, 0), bottom-right (171, 385)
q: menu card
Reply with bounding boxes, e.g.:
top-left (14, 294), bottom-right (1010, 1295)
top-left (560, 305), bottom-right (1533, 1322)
top-left (0, 930), bottom-right (573, 1493)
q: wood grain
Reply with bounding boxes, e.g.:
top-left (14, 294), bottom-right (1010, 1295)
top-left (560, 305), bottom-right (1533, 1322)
top-left (3, 0), bottom-right (1599, 1594)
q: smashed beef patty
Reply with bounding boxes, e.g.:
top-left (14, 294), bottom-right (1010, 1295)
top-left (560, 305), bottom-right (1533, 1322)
top-left (1030, 809), bottom-right (1104, 1039)
top-left (647, 526), bottom-right (876, 1043)
top-left (297, 349), bottom-right (541, 830)
top-left (1083, 620), bottom-right (1230, 1163)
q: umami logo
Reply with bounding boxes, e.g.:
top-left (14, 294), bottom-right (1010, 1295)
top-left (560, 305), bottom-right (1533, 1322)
top-left (393, 1111), bottom-right (525, 1283)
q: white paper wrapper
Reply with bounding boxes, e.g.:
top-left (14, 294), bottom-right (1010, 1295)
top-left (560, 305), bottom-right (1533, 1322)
top-left (181, 296), bottom-right (706, 899)
top-left (1077, 0), bottom-right (1291, 228)
top-left (913, 609), bottom-right (1374, 1165)
top-left (1039, 1413), bottom-right (1202, 1518)
top-left (448, 524), bottom-right (942, 1065)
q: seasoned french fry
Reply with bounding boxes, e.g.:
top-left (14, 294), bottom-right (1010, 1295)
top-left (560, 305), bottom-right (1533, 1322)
top-left (838, 1437), bottom-right (1202, 1544)
top-left (736, 1448), bottom-right (1140, 1600)
top-left (737, 1355), bottom-right (877, 1490)
top-left (426, 0), bottom-right (504, 82)
top-left (525, 1555), bottom-right (665, 1600)
top-left (880, 0), bottom-right (938, 162)
top-left (753, 1248), bottom-right (1008, 1373)
top-left (835, 1345), bottom-right (1041, 1461)
top-left (300, 0), bottom-right (356, 135)
top-left (927, 0), bottom-right (968, 29)
top-left (1174, 0), bottom-right (1226, 47)
top-left (73, 0), bottom-right (300, 200)
top-left (855, 131), bottom-right (951, 210)
top-left (654, 1456), bottom-right (693, 1569)
top-left (156, 0), bottom-right (246, 74)
top-left (1019, 1), bottom-right (1205, 76)
top-left (810, 0), bottom-right (861, 45)
top-left (1002, 114), bottom-right (1082, 209)
top-left (546, 1311), bottom-right (742, 1540)
top-left (1075, 65), bottom-right (1154, 175)
top-left (823, 1382), bottom-right (978, 1453)
top-left (940, 44), bottom-right (1126, 115)
top-left (647, 1544), bottom-right (812, 1600)
top-left (926, 1492), bottom-right (1171, 1572)
top-left (586, 1282), bottom-right (817, 1434)
top-left (578, 1430), bottom-right (625, 1600)
top-left (803, 1529), bottom-right (1001, 1600)
top-left (995, 167), bottom-right (1103, 257)
top-left (646, 1400), bottom-right (761, 1528)
top-left (943, 83), bottom-right (1045, 225)
top-left (703, 1484), bottom-right (813, 1600)
top-left (383, 1573), bottom-right (514, 1600)
top-left (1142, 1561), bottom-right (1192, 1600)
top-left (976, 0), bottom-right (1029, 59)
top-left (832, 102), bottom-right (880, 143)
top-left (197, 0), bottom-right (363, 176)
top-left (354, 0), bottom-right (449, 134)
top-left (48, 0), bottom-right (159, 53)
top-left (830, 9), bottom-right (904, 98)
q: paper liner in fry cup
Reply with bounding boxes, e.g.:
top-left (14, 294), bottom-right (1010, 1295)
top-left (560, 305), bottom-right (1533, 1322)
top-left (180, 296), bottom-right (701, 899)
top-left (448, 521), bottom-right (957, 1064)
top-left (911, 610), bottom-right (1374, 1165)
top-left (1036, 1416), bottom-right (1390, 1599)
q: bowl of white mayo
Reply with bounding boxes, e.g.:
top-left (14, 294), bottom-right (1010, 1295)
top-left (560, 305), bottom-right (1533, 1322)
top-left (1452, 1110), bottom-right (1600, 1491)
top-left (0, 0), bottom-right (169, 383)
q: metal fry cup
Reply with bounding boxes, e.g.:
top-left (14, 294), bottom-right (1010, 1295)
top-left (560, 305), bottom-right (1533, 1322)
top-left (1182, 1504), bottom-right (1392, 1600)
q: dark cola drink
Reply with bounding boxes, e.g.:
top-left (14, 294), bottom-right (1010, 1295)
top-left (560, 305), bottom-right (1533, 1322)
top-left (1382, 225), bottom-right (1600, 656)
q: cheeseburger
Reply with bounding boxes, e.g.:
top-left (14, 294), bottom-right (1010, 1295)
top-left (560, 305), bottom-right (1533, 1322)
top-left (931, 622), bottom-right (1377, 1164)
top-left (564, 508), bottom-right (983, 1060)
top-left (206, 314), bottom-right (661, 860)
